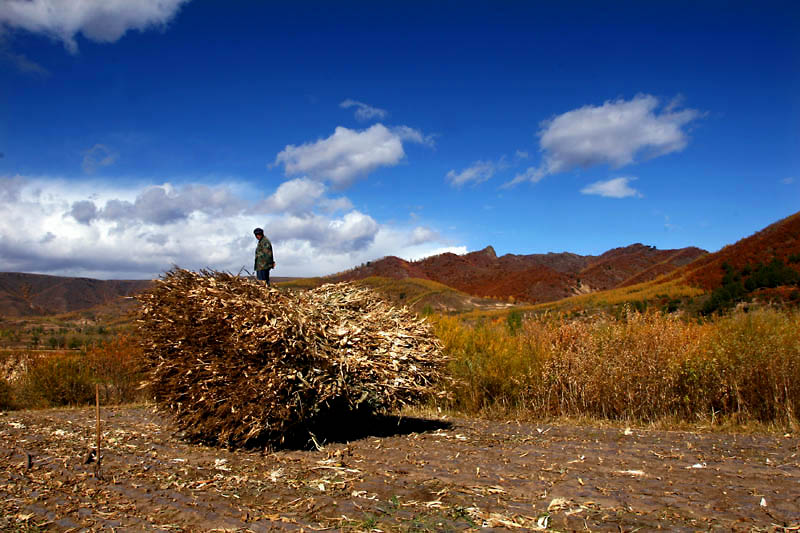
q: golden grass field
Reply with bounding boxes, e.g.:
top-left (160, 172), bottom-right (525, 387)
top-left (434, 307), bottom-right (800, 428)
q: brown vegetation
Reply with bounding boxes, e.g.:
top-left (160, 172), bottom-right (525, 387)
top-left (436, 308), bottom-right (800, 427)
top-left (0, 334), bottom-right (145, 409)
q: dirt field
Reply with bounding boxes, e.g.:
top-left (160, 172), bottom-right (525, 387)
top-left (1, 406), bottom-right (798, 532)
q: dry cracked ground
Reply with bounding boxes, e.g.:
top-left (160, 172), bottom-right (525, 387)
top-left (1, 406), bottom-right (799, 532)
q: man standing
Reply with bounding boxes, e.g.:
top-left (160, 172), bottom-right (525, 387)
top-left (253, 227), bottom-right (275, 285)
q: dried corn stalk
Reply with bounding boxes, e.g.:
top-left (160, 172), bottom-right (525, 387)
top-left (137, 269), bottom-right (445, 448)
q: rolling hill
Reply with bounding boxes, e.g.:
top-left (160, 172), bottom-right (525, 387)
top-left (0, 273), bottom-right (152, 317)
top-left (670, 211), bottom-right (800, 290)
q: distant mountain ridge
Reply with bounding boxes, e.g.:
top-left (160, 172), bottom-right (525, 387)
top-left (328, 243), bottom-right (708, 303)
top-left (4, 210), bottom-right (796, 316)
top-left (0, 272), bottom-right (152, 317)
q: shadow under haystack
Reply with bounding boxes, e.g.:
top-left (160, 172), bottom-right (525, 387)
top-left (137, 269), bottom-right (447, 448)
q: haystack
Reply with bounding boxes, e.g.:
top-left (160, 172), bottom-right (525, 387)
top-left (137, 269), bottom-right (445, 448)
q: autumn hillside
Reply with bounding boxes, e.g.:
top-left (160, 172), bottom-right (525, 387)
top-left (0, 272), bottom-right (152, 317)
top-left (327, 243), bottom-right (707, 304)
top-left (668, 211), bottom-right (800, 290)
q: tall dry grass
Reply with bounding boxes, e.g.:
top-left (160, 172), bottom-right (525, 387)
top-left (434, 308), bottom-right (800, 426)
top-left (2, 334), bottom-right (145, 409)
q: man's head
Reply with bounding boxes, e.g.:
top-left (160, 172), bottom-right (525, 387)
top-left (253, 228), bottom-right (264, 240)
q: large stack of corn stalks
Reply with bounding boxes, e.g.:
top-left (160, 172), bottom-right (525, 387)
top-left (137, 269), bottom-right (445, 448)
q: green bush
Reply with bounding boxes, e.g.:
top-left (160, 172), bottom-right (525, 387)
top-left (702, 258), bottom-right (800, 315)
top-left (506, 310), bottom-right (523, 335)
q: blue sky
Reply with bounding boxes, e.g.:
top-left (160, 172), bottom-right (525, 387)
top-left (1, 1), bottom-right (798, 278)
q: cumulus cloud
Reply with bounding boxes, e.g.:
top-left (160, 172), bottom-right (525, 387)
top-left (257, 178), bottom-right (324, 215)
top-left (340, 99), bottom-right (388, 121)
top-left (265, 211), bottom-right (379, 253)
top-left (68, 183), bottom-right (246, 226)
top-left (69, 199), bottom-right (98, 224)
top-left (580, 177), bottom-right (643, 199)
top-left (82, 143), bottom-right (117, 174)
top-left (0, 175), bottom-right (26, 203)
top-left (507, 94), bottom-right (701, 186)
top-left (317, 196), bottom-right (354, 214)
top-left (2, 176), bottom-right (458, 279)
top-left (274, 124), bottom-right (432, 188)
top-left (0, 0), bottom-right (190, 53)
top-left (256, 177), bottom-right (353, 216)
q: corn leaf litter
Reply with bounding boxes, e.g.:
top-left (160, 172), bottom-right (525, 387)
top-left (137, 269), bottom-right (446, 448)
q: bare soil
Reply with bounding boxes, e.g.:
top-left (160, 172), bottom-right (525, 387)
top-left (1, 406), bottom-right (799, 532)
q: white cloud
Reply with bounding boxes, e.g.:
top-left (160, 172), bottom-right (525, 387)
top-left (274, 124), bottom-right (431, 188)
top-left (391, 125), bottom-right (436, 148)
top-left (0, 175), bottom-right (26, 203)
top-left (340, 99), bottom-right (388, 121)
top-left (408, 226), bottom-right (440, 245)
top-left (82, 143), bottom-right (117, 174)
top-left (580, 177), bottom-right (642, 199)
top-left (781, 177), bottom-right (795, 185)
top-left (72, 183), bottom-right (246, 226)
top-left (507, 94), bottom-right (701, 186)
top-left (446, 160), bottom-right (498, 187)
top-left (257, 177), bottom-right (353, 216)
top-left (0, 0), bottom-right (190, 53)
top-left (258, 177), bottom-right (325, 215)
top-left (0, 175), bottom-right (459, 279)
top-left (317, 196), bottom-right (354, 214)
top-left (268, 211), bottom-right (380, 253)
top-left (446, 155), bottom-right (514, 187)
top-left (504, 166), bottom-right (545, 188)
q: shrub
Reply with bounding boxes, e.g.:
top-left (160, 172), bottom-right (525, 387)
top-left (0, 377), bottom-right (14, 410)
top-left (19, 354), bottom-right (95, 407)
top-left (506, 310), bottom-right (523, 335)
top-left (85, 334), bottom-right (146, 405)
top-left (703, 258), bottom-right (800, 315)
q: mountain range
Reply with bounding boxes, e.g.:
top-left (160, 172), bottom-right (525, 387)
top-left (328, 243), bottom-right (707, 303)
top-left (1, 210), bottom-right (798, 317)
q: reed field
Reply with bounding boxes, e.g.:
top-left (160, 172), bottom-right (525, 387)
top-left (434, 307), bottom-right (800, 427)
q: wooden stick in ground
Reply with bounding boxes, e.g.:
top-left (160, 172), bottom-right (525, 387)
top-left (94, 384), bottom-right (102, 479)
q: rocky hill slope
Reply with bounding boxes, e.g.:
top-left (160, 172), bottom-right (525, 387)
top-left (673, 211), bottom-right (800, 290)
top-left (329, 243), bottom-right (707, 303)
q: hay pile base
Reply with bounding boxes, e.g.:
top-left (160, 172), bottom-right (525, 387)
top-left (137, 269), bottom-right (445, 448)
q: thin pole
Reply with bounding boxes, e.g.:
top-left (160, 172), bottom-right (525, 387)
top-left (95, 384), bottom-right (102, 479)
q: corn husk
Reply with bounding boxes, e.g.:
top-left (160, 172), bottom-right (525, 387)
top-left (137, 269), bottom-right (445, 448)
